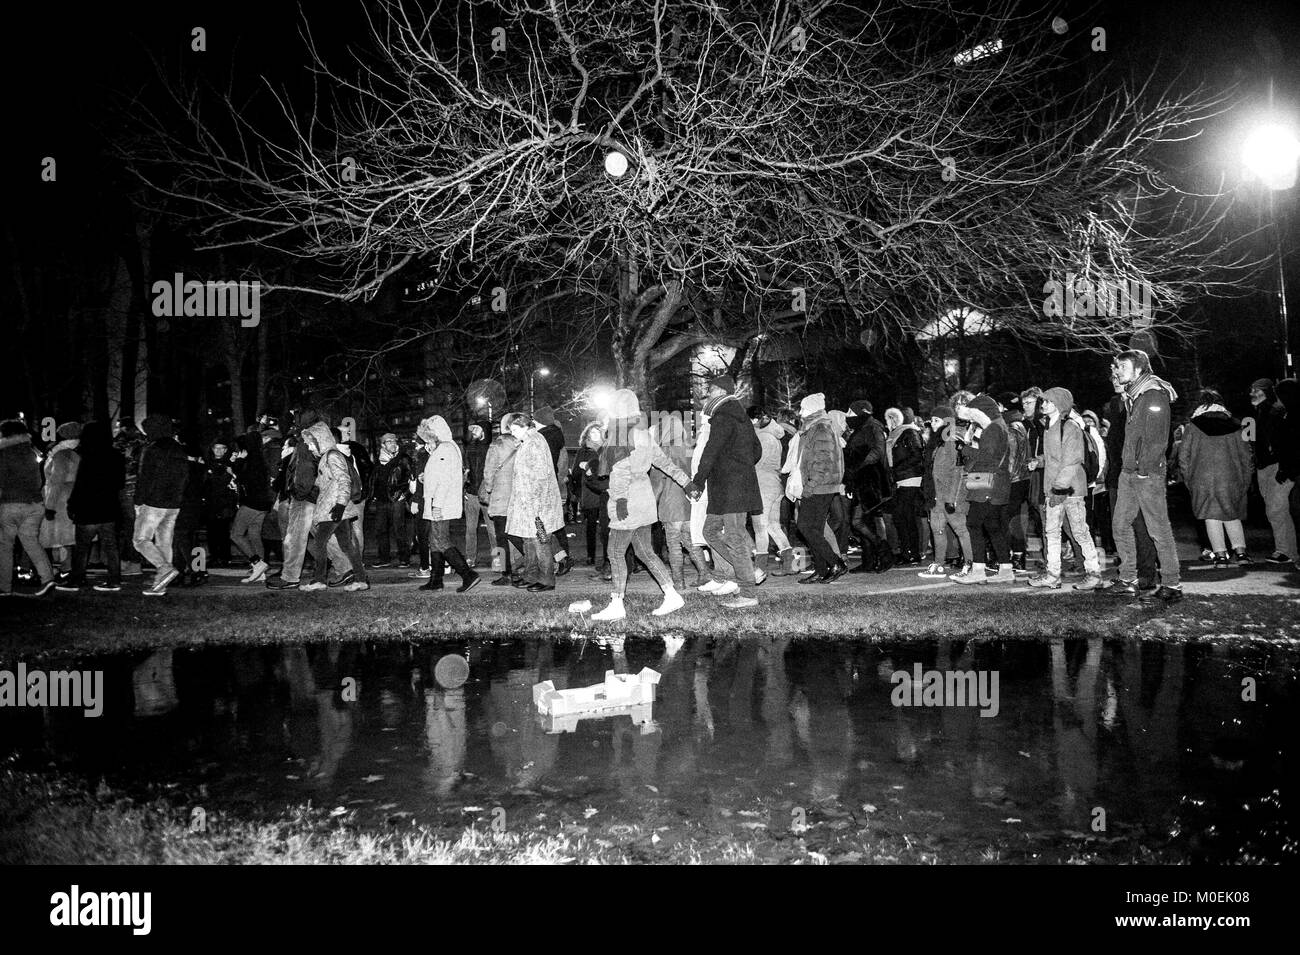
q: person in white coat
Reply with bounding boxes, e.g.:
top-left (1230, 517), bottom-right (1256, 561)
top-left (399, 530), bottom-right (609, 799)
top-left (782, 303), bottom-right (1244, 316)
top-left (416, 415), bottom-right (479, 593)
top-left (750, 407), bottom-right (792, 574)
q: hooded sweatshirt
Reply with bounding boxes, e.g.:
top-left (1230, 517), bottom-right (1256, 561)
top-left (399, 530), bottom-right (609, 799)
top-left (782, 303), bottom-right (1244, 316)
top-left (1040, 387), bottom-right (1087, 499)
top-left (135, 413), bottom-right (189, 509)
top-left (1121, 373), bottom-right (1178, 477)
top-left (418, 415), bottom-right (464, 521)
top-left (754, 419), bottom-right (787, 504)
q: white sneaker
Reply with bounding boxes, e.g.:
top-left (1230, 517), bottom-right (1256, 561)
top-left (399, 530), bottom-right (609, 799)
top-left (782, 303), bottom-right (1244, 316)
top-left (652, 588), bottom-right (685, 617)
top-left (753, 570), bottom-right (767, 586)
top-left (951, 564), bottom-right (987, 585)
top-left (591, 595), bottom-right (626, 621)
top-left (344, 580), bottom-right (370, 592)
top-left (300, 581), bottom-right (328, 592)
top-left (986, 565), bottom-right (1017, 584)
top-left (697, 580), bottom-right (722, 593)
top-left (712, 580), bottom-right (739, 597)
top-left (918, 563), bottom-right (947, 579)
top-left (722, 595), bottom-right (758, 609)
top-left (147, 568), bottom-right (179, 595)
top-left (242, 560), bottom-right (269, 584)
top-left (409, 568), bottom-right (431, 579)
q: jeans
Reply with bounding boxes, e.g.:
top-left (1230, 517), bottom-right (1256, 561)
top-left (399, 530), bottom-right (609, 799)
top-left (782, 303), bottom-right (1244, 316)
top-left (1112, 470), bottom-right (1180, 587)
top-left (71, 522), bottom-right (120, 585)
top-left (758, 491), bottom-right (791, 554)
top-left (1, 502), bottom-right (55, 592)
top-left (279, 499), bottom-right (315, 584)
top-left (795, 494), bottom-right (841, 577)
top-left (462, 492), bottom-right (496, 560)
top-left (309, 519), bottom-right (368, 584)
top-left (511, 531), bottom-right (554, 586)
top-left (609, 525), bottom-right (673, 594)
top-left (1205, 519), bottom-right (1246, 552)
top-left (371, 501), bottom-right (412, 563)
top-left (582, 505), bottom-right (610, 562)
top-left (704, 511), bottom-right (757, 591)
top-left (967, 500), bottom-right (1009, 566)
top-left (1258, 464), bottom-right (1298, 559)
top-left (133, 504), bottom-right (179, 574)
top-left (230, 505), bottom-right (267, 562)
top-left (662, 519), bottom-right (707, 587)
top-left (1044, 497), bottom-right (1099, 576)
top-left (928, 502), bottom-right (972, 565)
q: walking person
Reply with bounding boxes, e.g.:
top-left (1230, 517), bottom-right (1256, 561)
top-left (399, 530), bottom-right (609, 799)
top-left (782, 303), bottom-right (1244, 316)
top-left (172, 441), bottom-right (210, 588)
top-left (1000, 393), bottom-right (1033, 571)
top-left (230, 431), bottom-right (273, 583)
top-left (266, 421), bottom-right (323, 591)
top-left (0, 419), bottom-right (57, 597)
top-left (113, 420), bottom-right (146, 577)
top-left (480, 417), bottom-right (522, 585)
top-left (1027, 388), bottom-right (1103, 590)
top-left (844, 399), bottom-right (893, 572)
top-left (504, 414), bottom-right (566, 592)
top-left (40, 421), bottom-right (81, 578)
top-left (951, 395), bottom-right (1016, 584)
top-left (532, 406), bottom-right (572, 576)
top-left (416, 414), bottom-right (480, 593)
top-left (369, 432), bottom-right (413, 567)
top-left (1102, 349), bottom-right (1183, 602)
top-left (203, 440), bottom-right (237, 567)
top-left (590, 390), bottom-right (696, 620)
top-left (1273, 379), bottom-right (1300, 571)
top-left (787, 392), bottom-right (849, 584)
top-left (298, 421), bottom-right (369, 593)
top-left (692, 375), bottom-right (765, 607)
top-left (58, 420), bottom-right (125, 592)
top-left (654, 412), bottom-right (710, 590)
top-left (1179, 390), bottom-right (1253, 567)
top-left (884, 407), bottom-right (924, 565)
top-left (462, 422), bottom-right (496, 565)
top-left (1099, 371), bottom-right (1158, 592)
top-left (752, 407), bottom-right (794, 574)
top-left (570, 422), bottom-right (610, 568)
top-left (919, 405), bottom-right (972, 578)
top-left (132, 413), bottom-right (190, 596)
top-left (1248, 378), bottom-right (1297, 564)
top-left (1020, 387), bottom-right (1047, 566)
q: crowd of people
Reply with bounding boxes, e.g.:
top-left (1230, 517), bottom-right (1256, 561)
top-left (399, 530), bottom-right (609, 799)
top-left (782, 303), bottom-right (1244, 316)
top-left (3, 349), bottom-right (1298, 616)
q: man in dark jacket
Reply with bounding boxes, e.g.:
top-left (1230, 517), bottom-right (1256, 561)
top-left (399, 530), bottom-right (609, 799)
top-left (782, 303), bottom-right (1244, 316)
top-left (1249, 377), bottom-right (1296, 563)
top-left (951, 394), bottom-right (1016, 584)
top-left (1102, 372), bottom-right (1157, 589)
top-left (369, 432), bottom-right (413, 566)
top-left (60, 420), bottom-right (125, 592)
top-left (691, 375), bottom-right (762, 608)
top-left (230, 431), bottom-right (273, 582)
top-left (1102, 349), bottom-right (1182, 602)
top-left (0, 419), bottom-right (57, 595)
top-left (844, 399), bottom-right (893, 571)
top-left (132, 412), bottom-right (190, 596)
top-left (793, 392), bottom-right (849, 583)
top-left (268, 410), bottom-right (329, 590)
top-left (461, 422), bottom-right (496, 564)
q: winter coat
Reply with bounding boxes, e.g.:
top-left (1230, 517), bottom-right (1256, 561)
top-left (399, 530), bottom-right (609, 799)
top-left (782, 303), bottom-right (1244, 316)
top-left (67, 423), bottom-right (125, 526)
top-left (464, 437), bottom-right (489, 493)
top-left (506, 429), bottom-right (565, 538)
top-left (755, 420), bottom-right (786, 509)
top-left (886, 424), bottom-right (924, 483)
top-left (570, 443), bottom-right (607, 510)
top-left (0, 433), bottom-right (44, 505)
top-left (1102, 394), bottom-right (1127, 491)
top-left (40, 439), bottom-right (80, 547)
top-left (844, 416), bottom-right (891, 510)
top-left (959, 396), bottom-right (1011, 505)
top-left (301, 421), bottom-right (354, 524)
top-left (1275, 380), bottom-right (1300, 484)
top-left (1042, 412), bottom-right (1088, 499)
top-left (418, 416), bottom-right (464, 521)
top-left (1121, 374), bottom-right (1178, 477)
top-left (480, 435), bottom-right (520, 519)
top-left (651, 416), bottom-right (696, 523)
top-left (135, 417), bottom-right (190, 509)
top-left (1249, 390), bottom-right (1284, 470)
top-left (234, 433), bottom-right (273, 511)
top-left (1178, 410), bottom-right (1252, 521)
top-left (260, 429), bottom-right (284, 484)
top-left (928, 430), bottom-right (967, 508)
top-left (372, 451), bottom-right (413, 504)
top-left (794, 411), bottom-right (844, 498)
top-left (608, 424), bottom-right (689, 530)
top-left (692, 394), bottom-right (762, 515)
top-left (204, 449), bottom-right (238, 519)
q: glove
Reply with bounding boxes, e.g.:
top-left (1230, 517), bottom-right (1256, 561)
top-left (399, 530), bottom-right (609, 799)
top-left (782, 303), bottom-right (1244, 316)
top-left (944, 502), bottom-right (956, 515)
top-left (615, 498), bottom-right (629, 521)
top-left (44, 508), bottom-right (56, 521)
top-left (330, 503), bottom-right (345, 522)
top-left (683, 481), bottom-right (702, 501)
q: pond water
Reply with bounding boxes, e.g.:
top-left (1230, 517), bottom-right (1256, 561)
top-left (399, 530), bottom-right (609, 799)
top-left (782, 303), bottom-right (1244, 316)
top-left (2, 635), bottom-right (1295, 862)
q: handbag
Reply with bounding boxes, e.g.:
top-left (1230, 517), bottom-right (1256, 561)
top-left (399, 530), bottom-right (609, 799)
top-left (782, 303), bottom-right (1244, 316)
top-left (964, 471), bottom-right (995, 492)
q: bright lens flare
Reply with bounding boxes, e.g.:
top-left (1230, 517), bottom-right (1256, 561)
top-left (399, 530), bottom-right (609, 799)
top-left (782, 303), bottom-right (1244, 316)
top-left (604, 151), bottom-right (629, 177)
top-left (1244, 123), bottom-right (1300, 190)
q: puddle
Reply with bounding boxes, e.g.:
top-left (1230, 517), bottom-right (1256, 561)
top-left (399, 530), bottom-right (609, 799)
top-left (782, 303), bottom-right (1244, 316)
top-left (1, 635), bottom-right (1295, 862)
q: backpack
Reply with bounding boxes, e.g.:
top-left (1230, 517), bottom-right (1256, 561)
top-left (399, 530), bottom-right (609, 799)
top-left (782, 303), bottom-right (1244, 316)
top-left (1081, 420), bottom-right (1106, 486)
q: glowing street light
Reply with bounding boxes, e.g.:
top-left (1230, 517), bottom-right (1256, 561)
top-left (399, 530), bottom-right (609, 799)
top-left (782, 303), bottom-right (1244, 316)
top-left (529, 366), bottom-right (551, 416)
top-left (1244, 115), bottom-right (1299, 376)
top-left (604, 150), bottom-right (629, 178)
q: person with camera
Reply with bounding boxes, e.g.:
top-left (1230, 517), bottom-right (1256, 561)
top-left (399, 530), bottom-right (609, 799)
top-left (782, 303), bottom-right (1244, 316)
top-left (1028, 388), bottom-right (1103, 590)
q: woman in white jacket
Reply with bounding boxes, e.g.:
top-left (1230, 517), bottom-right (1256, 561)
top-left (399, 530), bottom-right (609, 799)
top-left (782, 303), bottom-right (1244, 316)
top-left (417, 415), bottom-right (479, 593)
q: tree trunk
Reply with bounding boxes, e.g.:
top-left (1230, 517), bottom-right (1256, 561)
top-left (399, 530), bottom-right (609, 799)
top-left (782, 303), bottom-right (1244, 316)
top-left (255, 318), bottom-right (269, 419)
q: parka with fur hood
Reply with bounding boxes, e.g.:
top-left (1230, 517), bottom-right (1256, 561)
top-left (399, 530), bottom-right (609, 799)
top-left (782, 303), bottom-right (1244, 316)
top-left (417, 415), bottom-right (464, 521)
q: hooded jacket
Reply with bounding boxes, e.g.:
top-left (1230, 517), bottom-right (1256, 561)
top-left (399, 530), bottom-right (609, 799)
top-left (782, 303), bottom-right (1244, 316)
top-left (844, 413), bottom-right (891, 510)
top-left (418, 416), bottom-right (464, 521)
top-left (67, 421), bottom-right (125, 526)
top-left (301, 422), bottom-right (354, 524)
top-left (755, 419), bottom-right (786, 506)
top-left (1121, 373), bottom-right (1178, 477)
top-left (692, 394), bottom-right (762, 514)
top-left (959, 395), bottom-right (1010, 505)
top-left (607, 420), bottom-right (689, 530)
top-left (886, 422), bottom-right (924, 484)
top-left (1249, 383), bottom-right (1284, 470)
top-left (651, 415), bottom-right (696, 523)
top-left (41, 435), bottom-right (80, 547)
top-left (0, 432), bottom-right (44, 505)
top-left (135, 414), bottom-right (189, 509)
top-left (1041, 390), bottom-right (1088, 499)
top-left (927, 420), bottom-right (966, 508)
top-left (1178, 408), bottom-right (1252, 521)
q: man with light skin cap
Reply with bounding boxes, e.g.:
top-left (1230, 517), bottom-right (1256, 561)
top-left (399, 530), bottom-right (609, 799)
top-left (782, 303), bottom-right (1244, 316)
top-left (1028, 387), bottom-right (1103, 590)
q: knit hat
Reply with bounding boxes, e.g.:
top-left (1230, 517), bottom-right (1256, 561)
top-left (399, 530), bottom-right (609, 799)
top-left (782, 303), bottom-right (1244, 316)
top-left (1041, 386), bottom-right (1074, 417)
top-left (707, 374), bottom-right (736, 395)
top-left (56, 421), bottom-right (83, 441)
top-left (533, 405), bottom-right (558, 428)
top-left (609, 388), bottom-right (641, 419)
top-left (1251, 378), bottom-right (1275, 392)
top-left (967, 394), bottom-right (1002, 421)
top-left (846, 399), bottom-right (873, 418)
top-left (931, 404), bottom-right (955, 421)
top-left (380, 432), bottom-right (398, 444)
top-left (799, 392), bottom-right (826, 416)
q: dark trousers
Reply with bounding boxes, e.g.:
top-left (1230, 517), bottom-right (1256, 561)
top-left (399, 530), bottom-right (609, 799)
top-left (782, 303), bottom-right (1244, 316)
top-left (372, 501), bottom-right (412, 563)
top-left (968, 500), bottom-right (1010, 565)
top-left (492, 515), bottom-right (513, 575)
top-left (1005, 480), bottom-right (1030, 552)
top-left (415, 515), bottom-right (430, 569)
top-left (582, 506), bottom-right (609, 562)
top-left (796, 493), bottom-right (842, 576)
top-left (892, 486), bottom-right (922, 558)
top-left (205, 516), bottom-right (233, 564)
top-left (828, 493), bottom-right (851, 554)
top-left (309, 518), bottom-right (368, 583)
top-left (1089, 490), bottom-right (1114, 554)
top-left (71, 522), bottom-right (120, 585)
top-left (173, 503), bottom-right (203, 575)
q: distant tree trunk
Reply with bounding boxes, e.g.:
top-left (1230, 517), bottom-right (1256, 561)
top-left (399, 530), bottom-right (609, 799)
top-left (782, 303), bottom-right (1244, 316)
top-left (221, 321), bottom-right (247, 435)
top-left (120, 221), bottom-right (151, 423)
top-left (255, 318), bottom-right (269, 419)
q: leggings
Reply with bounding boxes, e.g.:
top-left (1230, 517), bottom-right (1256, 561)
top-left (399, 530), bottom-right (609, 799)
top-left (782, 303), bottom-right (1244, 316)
top-left (609, 525), bottom-right (674, 595)
top-left (967, 500), bottom-right (1009, 566)
top-left (663, 519), bottom-right (708, 585)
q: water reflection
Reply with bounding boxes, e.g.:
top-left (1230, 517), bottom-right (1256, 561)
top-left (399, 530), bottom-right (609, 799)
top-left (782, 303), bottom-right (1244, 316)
top-left (1, 635), bottom-right (1295, 862)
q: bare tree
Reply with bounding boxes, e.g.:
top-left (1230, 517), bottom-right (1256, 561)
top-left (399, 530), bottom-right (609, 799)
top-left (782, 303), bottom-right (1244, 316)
top-left (125, 0), bottom-right (1247, 403)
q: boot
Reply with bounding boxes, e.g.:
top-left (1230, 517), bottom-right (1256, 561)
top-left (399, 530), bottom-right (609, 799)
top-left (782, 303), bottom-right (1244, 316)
top-left (1011, 551), bottom-right (1027, 573)
top-left (771, 548), bottom-right (793, 576)
top-left (591, 593), bottom-right (626, 621)
top-left (754, 553), bottom-right (770, 577)
top-left (850, 540), bottom-right (875, 572)
top-left (444, 547), bottom-right (481, 593)
top-left (422, 551), bottom-right (445, 590)
top-left (875, 546), bottom-right (895, 573)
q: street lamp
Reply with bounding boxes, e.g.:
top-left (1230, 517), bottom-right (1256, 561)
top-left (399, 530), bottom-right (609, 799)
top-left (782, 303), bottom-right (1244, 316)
top-left (529, 367), bottom-right (550, 416)
top-left (1244, 103), bottom-right (1300, 378)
